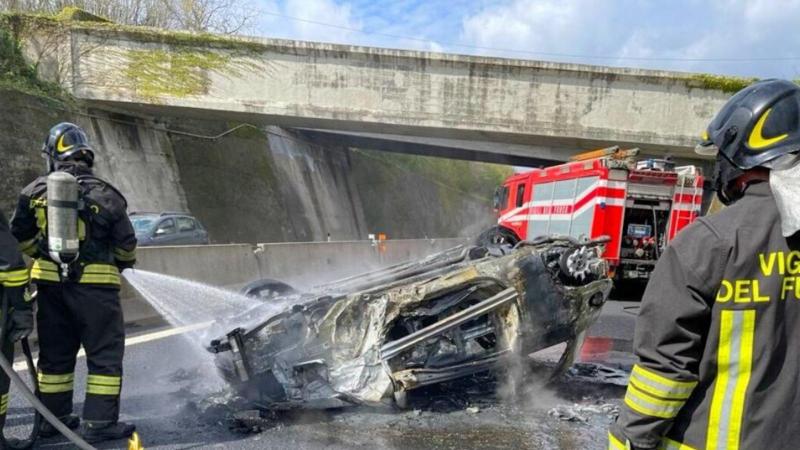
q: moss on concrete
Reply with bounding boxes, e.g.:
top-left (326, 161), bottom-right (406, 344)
top-left (1, 9), bottom-right (267, 53)
top-left (0, 24), bottom-right (66, 101)
top-left (123, 48), bottom-right (233, 99)
top-left (688, 74), bottom-right (758, 93)
top-left (349, 149), bottom-right (511, 238)
top-left (54, 7), bottom-right (111, 23)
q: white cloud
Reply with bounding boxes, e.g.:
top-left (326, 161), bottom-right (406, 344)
top-left (458, 0), bottom-right (800, 77)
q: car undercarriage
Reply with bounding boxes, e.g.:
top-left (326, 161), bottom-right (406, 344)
top-left (208, 237), bottom-right (612, 410)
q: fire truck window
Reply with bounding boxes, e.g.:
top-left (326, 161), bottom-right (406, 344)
top-left (494, 186), bottom-right (509, 209)
top-left (516, 184), bottom-right (525, 207)
top-left (570, 177), bottom-right (599, 239)
top-left (576, 176), bottom-right (599, 196)
top-left (548, 179), bottom-right (576, 235)
top-left (528, 182), bottom-right (553, 238)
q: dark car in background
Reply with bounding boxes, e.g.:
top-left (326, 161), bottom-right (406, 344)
top-left (130, 212), bottom-right (209, 246)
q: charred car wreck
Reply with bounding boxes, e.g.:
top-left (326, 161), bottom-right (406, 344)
top-left (208, 237), bottom-right (612, 410)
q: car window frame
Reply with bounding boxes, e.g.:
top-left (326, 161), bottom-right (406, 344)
top-left (156, 218), bottom-right (177, 236)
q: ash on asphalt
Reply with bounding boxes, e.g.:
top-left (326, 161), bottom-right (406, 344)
top-left (2, 301), bottom-right (636, 449)
top-left (219, 363), bottom-right (627, 450)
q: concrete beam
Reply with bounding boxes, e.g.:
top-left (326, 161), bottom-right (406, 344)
top-left (293, 129), bottom-right (566, 167)
top-left (24, 21), bottom-right (735, 161)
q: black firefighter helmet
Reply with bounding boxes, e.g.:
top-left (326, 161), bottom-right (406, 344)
top-left (42, 122), bottom-right (95, 172)
top-left (696, 79), bottom-right (800, 204)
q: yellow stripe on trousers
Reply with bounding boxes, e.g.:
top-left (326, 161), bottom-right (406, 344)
top-left (706, 309), bottom-right (755, 450)
top-left (607, 432), bottom-right (626, 450)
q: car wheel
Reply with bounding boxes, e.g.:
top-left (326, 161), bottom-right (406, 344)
top-left (475, 226), bottom-right (520, 247)
top-left (239, 278), bottom-right (298, 301)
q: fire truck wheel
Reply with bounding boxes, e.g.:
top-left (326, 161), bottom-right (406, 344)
top-left (476, 226), bottom-right (520, 247)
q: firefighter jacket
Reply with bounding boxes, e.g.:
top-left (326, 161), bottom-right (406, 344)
top-left (0, 210), bottom-right (28, 308)
top-left (10, 162), bottom-right (136, 287)
top-left (609, 181), bottom-right (800, 450)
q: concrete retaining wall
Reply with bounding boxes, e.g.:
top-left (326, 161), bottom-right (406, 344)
top-left (121, 238), bottom-right (467, 324)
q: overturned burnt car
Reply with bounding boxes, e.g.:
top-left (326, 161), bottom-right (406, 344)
top-left (208, 237), bottom-right (612, 410)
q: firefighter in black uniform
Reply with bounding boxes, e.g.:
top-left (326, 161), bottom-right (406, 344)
top-left (11, 122), bottom-right (137, 443)
top-left (609, 79), bottom-right (800, 450)
top-left (0, 210), bottom-right (33, 436)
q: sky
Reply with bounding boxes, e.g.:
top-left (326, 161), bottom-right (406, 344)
top-left (250, 0), bottom-right (800, 79)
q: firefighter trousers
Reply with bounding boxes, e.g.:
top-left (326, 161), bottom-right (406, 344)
top-left (0, 288), bottom-right (13, 429)
top-left (36, 283), bottom-right (125, 423)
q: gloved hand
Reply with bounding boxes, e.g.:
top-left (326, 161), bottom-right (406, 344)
top-left (8, 307), bottom-right (34, 342)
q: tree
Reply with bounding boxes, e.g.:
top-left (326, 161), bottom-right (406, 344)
top-left (0, 0), bottom-right (258, 34)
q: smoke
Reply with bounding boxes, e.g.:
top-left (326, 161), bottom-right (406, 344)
top-left (496, 342), bottom-right (569, 411)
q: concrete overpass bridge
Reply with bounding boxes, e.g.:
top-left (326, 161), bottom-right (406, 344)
top-left (17, 16), bottom-right (746, 166)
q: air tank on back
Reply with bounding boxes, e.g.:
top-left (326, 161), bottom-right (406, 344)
top-left (47, 171), bottom-right (80, 266)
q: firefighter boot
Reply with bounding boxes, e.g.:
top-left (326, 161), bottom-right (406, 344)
top-left (82, 421), bottom-right (135, 444)
top-left (39, 414), bottom-right (80, 438)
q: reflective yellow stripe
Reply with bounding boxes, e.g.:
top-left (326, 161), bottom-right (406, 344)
top-left (87, 374), bottom-right (121, 386)
top-left (661, 437), bottom-right (698, 450)
top-left (80, 264), bottom-right (121, 285)
top-left (31, 260), bottom-right (60, 282)
top-left (707, 310), bottom-right (755, 450)
top-left (0, 393), bottom-right (8, 415)
top-left (78, 219), bottom-right (86, 241)
top-left (630, 365), bottom-right (697, 400)
top-left (87, 384), bottom-right (121, 395)
top-left (87, 374), bottom-right (121, 396)
top-left (34, 209), bottom-right (46, 232)
top-left (113, 247), bottom-right (136, 262)
top-left (38, 372), bottom-right (74, 394)
top-left (0, 268), bottom-right (29, 287)
top-left (30, 261), bottom-right (121, 285)
top-left (608, 432), bottom-right (627, 450)
top-left (624, 382), bottom-right (685, 419)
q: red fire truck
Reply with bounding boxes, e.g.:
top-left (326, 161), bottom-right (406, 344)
top-left (484, 147), bottom-right (705, 283)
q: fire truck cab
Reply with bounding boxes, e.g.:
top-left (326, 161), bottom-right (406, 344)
top-left (488, 147), bottom-right (704, 283)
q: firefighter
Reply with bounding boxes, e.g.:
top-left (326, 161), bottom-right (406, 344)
top-left (0, 210), bottom-right (33, 436)
top-left (609, 79), bottom-right (800, 450)
top-left (11, 122), bottom-right (137, 443)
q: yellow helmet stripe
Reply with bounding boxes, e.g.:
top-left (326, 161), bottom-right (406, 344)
top-left (56, 135), bottom-right (74, 153)
top-left (748, 108), bottom-right (789, 150)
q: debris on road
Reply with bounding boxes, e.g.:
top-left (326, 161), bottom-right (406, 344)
top-left (567, 363), bottom-right (629, 386)
top-left (548, 402), bottom-right (619, 423)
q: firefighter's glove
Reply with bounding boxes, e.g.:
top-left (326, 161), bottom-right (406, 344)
top-left (8, 307), bottom-right (33, 342)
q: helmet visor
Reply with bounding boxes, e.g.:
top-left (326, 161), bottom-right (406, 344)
top-left (695, 142), bottom-right (719, 156)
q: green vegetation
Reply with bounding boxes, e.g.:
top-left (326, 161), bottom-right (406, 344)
top-left (0, 25), bottom-right (63, 100)
top-left (0, 9), bottom-right (266, 53)
top-left (54, 7), bottom-right (110, 23)
top-left (688, 74), bottom-right (758, 93)
top-left (123, 48), bottom-right (233, 100)
top-left (353, 149), bottom-right (513, 205)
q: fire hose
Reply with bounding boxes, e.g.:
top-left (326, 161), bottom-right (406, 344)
top-left (0, 290), bottom-right (96, 450)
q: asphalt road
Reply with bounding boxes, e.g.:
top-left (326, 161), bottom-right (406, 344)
top-left (1, 300), bottom-right (638, 450)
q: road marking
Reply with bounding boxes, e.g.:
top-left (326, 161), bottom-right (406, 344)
top-left (12, 321), bottom-right (213, 372)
